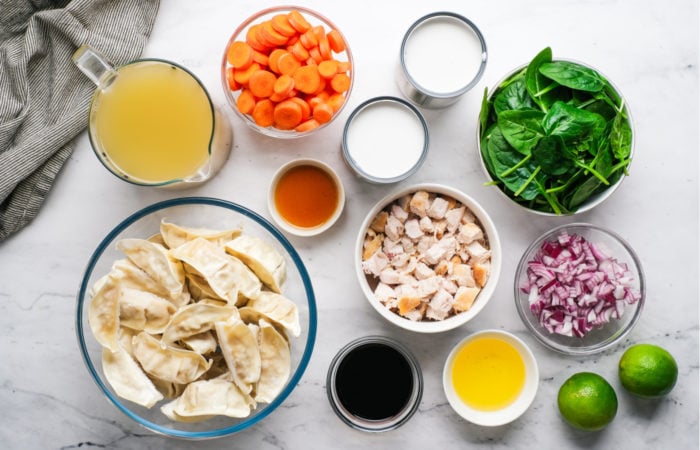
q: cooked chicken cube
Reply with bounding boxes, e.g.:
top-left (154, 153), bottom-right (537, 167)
top-left (374, 282), bottom-right (396, 304)
top-left (451, 263), bottom-right (476, 287)
top-left (391, 204), bottom-right (409, 223)
top-left (426, 289), bottom-right (454, 321)
top-left (362, 251), bottom-right (388, 277)
top-left (409, 191), bottom-right (430, 217)
top-left (466, 241), bottom-right (490, 263)
top-left (370, 211), bottom-right (389, 233)
top-left (385, 215), bottom-right (404, 241)
top-left (419, 216), bottom-right (434, 233)
top-left (362, 233), bottom-right (384, 260)
top-left (427, 196), bottom-right (450, 219)
top-left (404, 218), bottom-right (423, 241)
top-left (417, 276), bottom-right (441, 299)
top-left (414, 261), bottom-right (435, 280)
top-left (454, 286), bottom-right (480, 312)
top-left (473, 262), bottom-right (490, 288)
top-left (457, 222), bottom-right (484, 244)
top-left (445, 206), bottom-right (465, 233)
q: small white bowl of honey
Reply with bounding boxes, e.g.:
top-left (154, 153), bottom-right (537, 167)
top-left (443, 329), bottom-right (539, 426)
top-left (268, 158), bottom-right (345, 237)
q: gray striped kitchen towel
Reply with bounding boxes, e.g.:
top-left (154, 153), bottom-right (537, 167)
top-left (0, 0), bottom-right (160, 242)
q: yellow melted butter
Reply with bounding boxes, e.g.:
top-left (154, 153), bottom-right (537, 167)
top-left (451, 336), bottom-right (526, 411)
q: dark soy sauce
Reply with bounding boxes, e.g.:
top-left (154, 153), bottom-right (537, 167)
top-left (334, 342), bottom-right (414, 421)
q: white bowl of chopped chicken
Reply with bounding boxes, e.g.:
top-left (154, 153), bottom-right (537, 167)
top-left (356, 184), bottom-right (501, 333)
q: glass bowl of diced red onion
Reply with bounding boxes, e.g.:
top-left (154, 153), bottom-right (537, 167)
top-left (514, 223), bottom-right (645, 356)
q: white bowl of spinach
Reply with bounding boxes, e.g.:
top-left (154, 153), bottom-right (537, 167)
top-left (478, 47), bottom-right (633, 215)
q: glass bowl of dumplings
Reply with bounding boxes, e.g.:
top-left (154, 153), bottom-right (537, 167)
top-left (76, 197), bottom-right (317, 439)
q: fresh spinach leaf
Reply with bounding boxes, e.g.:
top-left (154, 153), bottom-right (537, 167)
top-left (494, 77), bottom-right (536, 114)
top-left (479, 87), bottom-right (491, 137)
top-left (543, 101), bottom-right (606, 146)
top-left (525, 47), bottom-right (553, 109)
top-left (497, 109), bottom-right (546, 155)
top-left (610, 112), bottom-right (633, 160)
top-left (485, 127), bottom-right (540, 200)
top-left (539, 61), bottom-right (606, 92)
top-left (531, 135), bottom-right (572, 176)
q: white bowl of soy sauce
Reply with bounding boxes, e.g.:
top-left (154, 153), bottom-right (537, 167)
top-left (326, 336), bottom-right (423, 432)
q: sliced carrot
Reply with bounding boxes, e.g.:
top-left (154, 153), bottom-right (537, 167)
top-left (227, 41), bottom-right (254, 69)
top-left (289, 41), bottom-right (310, 61)
top-left (252, 49), bottom-right (269, 66)
top-left (268, 48), bottom-right (287, 74)
top-left (293, 65), bottom-right (321, 94)
top-left (233, 62), bottom-right (261, 85)
top-left (338, 62), bottom-right (352, 75)
top-left (327, 92), bottom-right (346, 112)
top-left (270, 91), bottom-right (290, 103)
top-left (290, 97), bottom-right (311, 121)
top-left (277, 52), bottom-right (301, 75)
top-left (318, 35), bottom-right (332, 60)
top-left (286, 34), bottom-right (300, 47)
top-left (249, 70), bottom-right (277, 98)
top-left (273, 99), bottom-right (304, 130)
top-left (330, 72), bottom-right (351, 93)
top-left (236, 89), bottom-right (256, 115)
top-left (287, 10), bottom-right (312, 33)
top-left (260, 22), bottom-right (288, 47)
top-left (273, 73), bottom-right (295, 96)
top-left (252, 99), bottom-right (275, 127)
top-left (313, 76), bottom-right (327, 95)
top-left (327, 29), bottom-right (346, 53)
top-left (308, 46), bottom-right (323, 64)
top-left (226, 67), bottom-right (240, 91)
top-left (295, 118), bottom-right (320, 133)
top-left (312, 102), bottom-right (334, 124)
top-left (299, 29), bottom-right (318, 49)
top-left (311, 25), bottom-right (325, 42)
top-left (307, 91), bottom-right (329, 109)
top-left (271, 14), bottom-right (297, 37)
top-left (246, 25), bottom-right (268, 52)
top-left (318, 59), bottom-right (339, 79)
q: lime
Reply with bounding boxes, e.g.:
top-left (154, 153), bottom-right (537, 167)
top-left (619, 344), bottom-right (678, 398)
top-left (557, 372), bottom-right (618, 431)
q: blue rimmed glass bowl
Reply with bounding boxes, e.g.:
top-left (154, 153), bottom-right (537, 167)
top-left (76, 197), bottom-right (317, 439)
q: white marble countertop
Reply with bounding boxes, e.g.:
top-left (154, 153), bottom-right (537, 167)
top-left (1, 0), bottom-right (698, 448)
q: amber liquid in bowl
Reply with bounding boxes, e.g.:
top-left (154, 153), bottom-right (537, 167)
top-left (274, 164), bottom-right (339, 228)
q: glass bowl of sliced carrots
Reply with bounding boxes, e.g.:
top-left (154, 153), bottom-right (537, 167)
top-left (221, 6), bottom-right (354, 138)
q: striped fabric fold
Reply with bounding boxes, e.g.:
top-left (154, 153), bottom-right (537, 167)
top-left (0, 0), bottom-right (160, 242)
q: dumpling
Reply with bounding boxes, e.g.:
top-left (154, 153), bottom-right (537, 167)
top-left (170, 238), bottom-right (261, 306)
top-left (224, 235), bottom-right (286, 293)
top-left (160, 378), bottom-right (254, 422)
top-left (102, 347), bottom-right (163, 408)
top-left (118, 287), bottom-right (176, 334)
top-left (160, 220), bottom-right (242, 249)
top-left (185, 271), bottom-right (223, 301)
top-left (214, 317), bottom-right (261, 393)
top-left (161, 302), bottom-right (238, 344)
top-left (110, 259), bottom-right (188, 306)
top-left (246, 291), bottom-right (301, 337)
top-left (181, 331), bottom-right (218, 355)
top-left (88, 275), bottom-right (120, 351)
top-left (132, 332), bottom-right (212, 384)
top-left (116, 238), bottom-right (185, 299)
top-left (255, 319), bottom-right (291, 404)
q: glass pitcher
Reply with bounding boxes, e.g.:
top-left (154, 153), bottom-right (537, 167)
top-left (73, 45), bottom-right (232, 188)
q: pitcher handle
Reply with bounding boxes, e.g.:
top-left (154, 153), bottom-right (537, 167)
top-left (72, 45), bottom-right (118, 87)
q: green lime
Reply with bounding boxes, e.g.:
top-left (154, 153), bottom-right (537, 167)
top-left (557, 372), bottom-right (618, 431)
top-left (619, 344), bottom-right (678, 398)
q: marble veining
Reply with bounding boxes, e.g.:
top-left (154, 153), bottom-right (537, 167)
top-left (0, 0), bottom-right (697, 448)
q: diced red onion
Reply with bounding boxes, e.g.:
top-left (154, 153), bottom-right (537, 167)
top-left (521, 231), bottom-right (641, 338)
